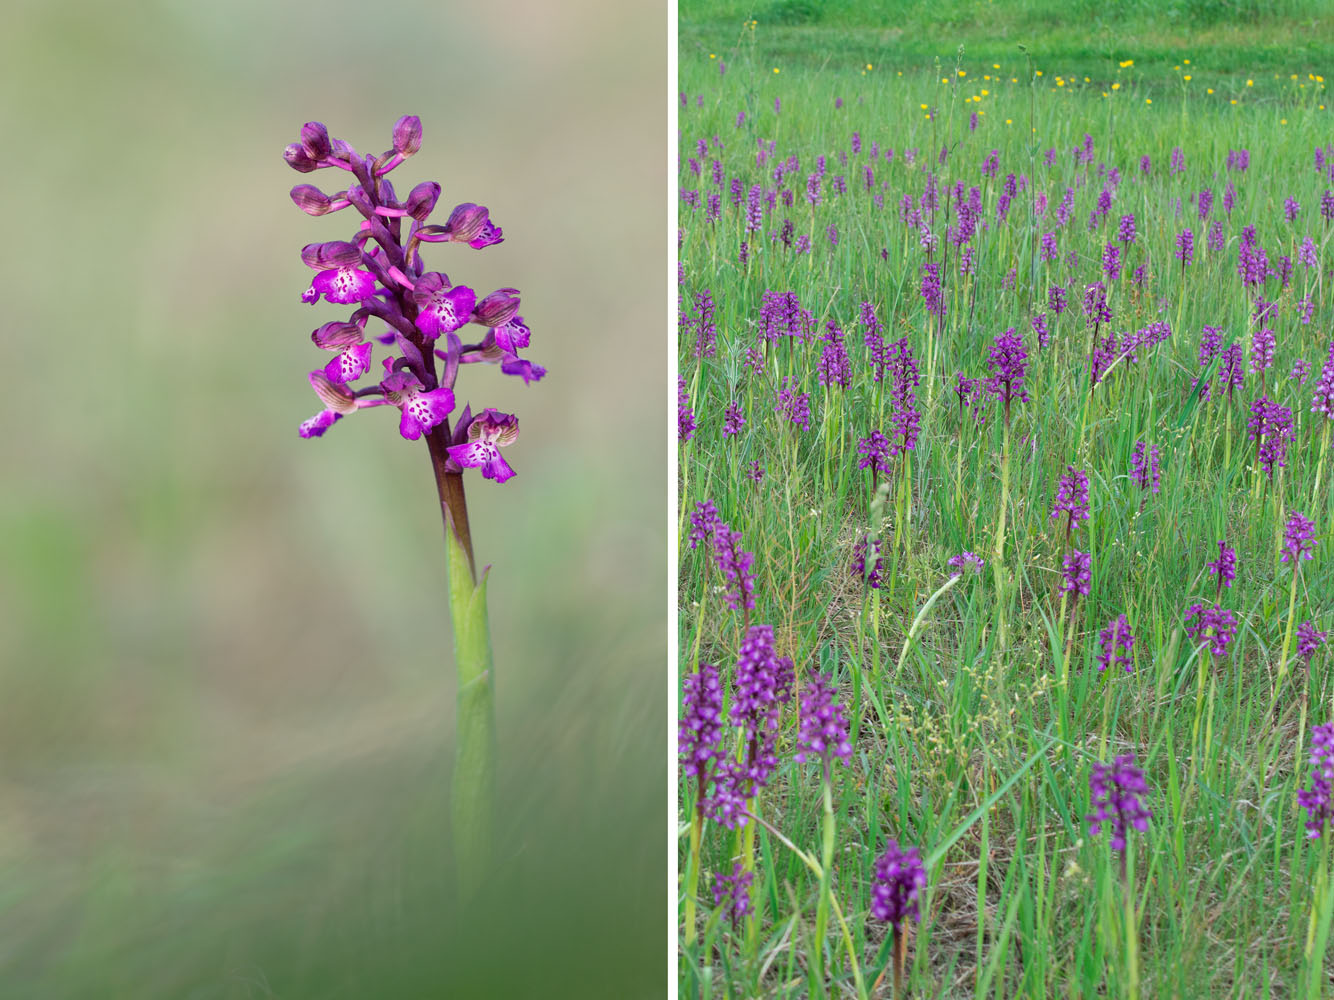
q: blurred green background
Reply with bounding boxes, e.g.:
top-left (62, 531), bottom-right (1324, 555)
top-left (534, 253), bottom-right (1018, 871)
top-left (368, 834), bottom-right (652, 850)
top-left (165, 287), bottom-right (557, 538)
top-left (0, 1), bottom-right (665, 996)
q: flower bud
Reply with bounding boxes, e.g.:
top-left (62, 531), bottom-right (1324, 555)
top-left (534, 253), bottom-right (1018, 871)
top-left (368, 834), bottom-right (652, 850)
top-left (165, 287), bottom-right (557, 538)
top-left (405, 181), bottom-right (441, 222)
top-left (289, 184), bottom-right (333, 216)
top-left (311, 321), bottom-right (364, 350)
top-left (392, 115), bottom-right (422, 155)
top-left (308, 370), bottom-right (358, 414)
top-left (472, 288), bottom-right (521, 328)
top-left (300, 122), bottom-right (332, 160)
top-left (283, 143), bottom-right (318, 173)
top-left (442, 203), bottom-right (490, 243)
top-left (300, 241), bottom-right (362, 270)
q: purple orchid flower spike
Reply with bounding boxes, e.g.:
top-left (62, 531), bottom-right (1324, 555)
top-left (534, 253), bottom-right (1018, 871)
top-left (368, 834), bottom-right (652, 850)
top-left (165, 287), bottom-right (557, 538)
top-left (448, 408), bottom-right (520, 483)
top-left (284, 116), bottom-right (537, 897)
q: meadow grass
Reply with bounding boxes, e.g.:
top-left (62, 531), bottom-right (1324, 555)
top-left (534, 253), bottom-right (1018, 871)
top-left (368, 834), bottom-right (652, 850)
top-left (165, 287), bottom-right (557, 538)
top-left (678, 28), bottom-right (1334, 999)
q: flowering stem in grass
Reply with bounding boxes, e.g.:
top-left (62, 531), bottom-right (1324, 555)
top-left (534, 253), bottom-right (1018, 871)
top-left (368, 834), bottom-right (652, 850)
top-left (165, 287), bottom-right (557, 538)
top-left (812, 770), bottom-right (836, 994)
top-left (1270, 565), bottom-right (1301, 717)
top-left (1313, 422), bottom-right (1331, 509)
top-left (1124, 844), bottom-right (1140, 1000)
top-left (742, 811), bottom-right (868, 998)
top-left (1304, 837), bottom-right (1333, 999)
top-left (993, 420), bottom-right (1012, 651)
top-left (682, 808), bottom-right (702, 947)
top-left (895, 574), bottom-right (962, 678)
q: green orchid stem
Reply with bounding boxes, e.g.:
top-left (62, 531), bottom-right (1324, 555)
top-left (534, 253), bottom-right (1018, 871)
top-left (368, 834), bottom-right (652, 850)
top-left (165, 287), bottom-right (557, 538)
top-left (812, 771), bottom-right (836, 996)
top-left (426, 429), bottom-right (495, 900)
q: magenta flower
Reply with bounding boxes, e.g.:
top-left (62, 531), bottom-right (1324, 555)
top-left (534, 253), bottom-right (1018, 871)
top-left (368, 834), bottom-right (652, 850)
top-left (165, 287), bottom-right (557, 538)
top-left (1087, 754), bottom-right (1152, 853)
top-left (793, 670), bottom-right (853, 769)
top-left (413, 272), bottom-right (478, 340)
top-left (1207, 540), bottom-right (1237, 598)
top-left (299, 241), bottom-right (377, 305)
top-left (446, 408), bottom-right (519, 483)
top-left (775, 377), bottom-right (812, 432)
top-left (1185, 603), bottom-right (1239, 659)
top-left (678, 375), bottom-right (696, 442)
top-left (1297, 621), bottom-right (1329, 664)
top-left (312, 320), bottom-right (374, 385)
top-left (852, 534), bottom-right (885, 589)
top-left (285, 116), bottom-right (535, 493)
top-left (679, 663), bottom-right (723, 787)
top-left (1129, 441), bottom-right (1161, 494)
top-left (986, 327), bottom-right (1029, 425)
top-left (948, 551), bottom-right (985, 576)
top-left (712, 861), bottom-right (754, 928)
top-left (381, 370), bottom-right (456, 442)
top-left (1282, 511), bottom-right (1317, 565)
top-left (723, 401), bottom-right (745, 437)
top-left (1096, 614), bottom-right (1135, 673)
top-left (1062, 550), bottom-right (1091, 598)
top-left (1298, 723), bottom-right (1334, 838)
top-left (1175, 228), bottom-right (1194, 264)
top-left (1051, 466), bottom-right (1091, 538)
top-left (870, 840), bottom-right (927, 932)
top-left (1312, 342), bottom-right (1334, 417)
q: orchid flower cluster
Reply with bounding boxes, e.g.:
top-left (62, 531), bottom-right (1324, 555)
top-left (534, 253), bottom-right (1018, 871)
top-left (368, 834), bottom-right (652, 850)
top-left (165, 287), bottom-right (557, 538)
top-left (284, 117), bottom-right (543, 484)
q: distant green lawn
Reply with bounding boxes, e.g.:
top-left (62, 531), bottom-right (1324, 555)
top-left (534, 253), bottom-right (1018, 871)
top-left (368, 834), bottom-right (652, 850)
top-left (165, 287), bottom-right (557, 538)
top-left (680, 0), bottom-right (1334, 83)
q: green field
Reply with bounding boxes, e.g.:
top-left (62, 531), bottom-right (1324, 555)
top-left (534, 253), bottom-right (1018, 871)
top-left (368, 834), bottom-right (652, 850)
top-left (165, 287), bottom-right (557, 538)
top-left (678, 20), bottom-right (1334, 999)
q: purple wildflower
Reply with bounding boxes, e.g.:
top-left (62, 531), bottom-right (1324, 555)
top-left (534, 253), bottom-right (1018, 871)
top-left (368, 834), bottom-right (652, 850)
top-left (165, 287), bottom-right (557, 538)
top-left (948, 551), bottom-right (985, 576)
top-left (858, 431), bottom-right (891, 483)
top-left (775, 377), bottom-right (812, 432)
top-left (446, 408), bottom-right (519, 483)
top-left (1129, 441), bottom-right (1161, 494)
top-left (1082, 282), bottom-right (1111, 325)
top-left (1103, 243), bottom-right (1122, 281)
top-left (723, 401), bottom-right (746, 437)
top-left (1247, 396), bottom-right (1295, 477)
top-left (1062, 550), bottom-right (1092, 598)
top-left (746, 460), bottom-right (764, 483)
top-left (1285, 197), bottom-right (1301, 222)
top-left (1175, 228), bottom-right (1194, 265)
top-left (1031, 313), bottom-right (1050, 349)
top-left (1097, 614), bottom-right (1136, 673)
top-left (1185, 603), bottom-right (1239, 659)
top-left (679, 663), bottom-right (723, 785)
top-left (678, 374), bottom-right (696, 442)
top-left (286, 118), bottom-right (535, 455)
top-left (1051, 466), bottom-right (1091, 537)
top-left (1297, 621), bottom-right (1329, 664)
top-left (687, 499), bottom-right (723, 550)
top-left (1250, 327), bottom-right (1276, 379)
top-left (1087, 755), bottom-right (1152, 853)
top-left (1117, 214), bottom-right (1137, 244)
top-left (712, 861), bottom-right (754, 927)
top-left (1315, 342), bottom-right (1334, 416)
top-left (714, 527), bottom-right (757, 613)
top-left (852, 534), bottom-right (885, 589)
top-left (1282, 511), bottom-right (1317, 565)
top-left (1207, 541), bottom-right (1237, 597)
top-left (793, 671), bottom-right (853, 769)
top-left (818, 322), bottom-right (853, 390)
top-left (986, 327), bottom-right (1029, 425)
top-left (870, 841), bottom-right (927, 931)
top-left (1298, 723), bottom-right (1334, 838)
